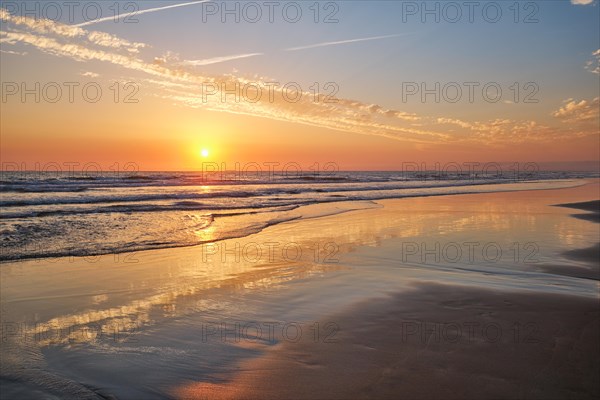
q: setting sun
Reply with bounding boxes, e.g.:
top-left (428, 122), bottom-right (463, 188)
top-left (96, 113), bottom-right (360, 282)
top-left (200, 149), bottom-right (209, 158)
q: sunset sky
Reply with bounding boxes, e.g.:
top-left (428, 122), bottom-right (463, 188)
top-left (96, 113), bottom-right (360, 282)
top-left (1, 0), bottom-right (599, 170)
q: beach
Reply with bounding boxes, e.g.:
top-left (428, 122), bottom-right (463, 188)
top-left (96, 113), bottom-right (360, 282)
top-left (1, 179), bottom-right (599, 399)
top-left (2, 1), bottom-right (599, 398)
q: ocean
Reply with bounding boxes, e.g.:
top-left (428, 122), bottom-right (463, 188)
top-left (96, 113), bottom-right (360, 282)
top-left (1, 170), bottom-right (596, 262)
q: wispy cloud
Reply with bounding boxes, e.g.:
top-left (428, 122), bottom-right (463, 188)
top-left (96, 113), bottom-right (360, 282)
top-left (284, 34), bottom-right (407, 52)
top-left (1, 10), bottom-right (596, 146)
top-left (585, 49), bottom-right (600, 74)
top-left (74, 0), bottom-right (210, 27)
top-left (0, 8), bottom-right (146, 53)
top-left (553, 97), bottom-right (600, 122)
top-left (0, 49), bottom-right (27, 55)
top-left (80, 71), bottom-right (100, 78)
top-left (570, 0), bottom-right (594, 5)
top-left (181, 53), bottom-right (264, 67)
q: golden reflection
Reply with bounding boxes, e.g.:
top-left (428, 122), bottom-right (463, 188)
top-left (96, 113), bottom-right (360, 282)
top-left (1, 181), bottom-right (598, 350)
top-left (194, 224), bottom-right (217, 242)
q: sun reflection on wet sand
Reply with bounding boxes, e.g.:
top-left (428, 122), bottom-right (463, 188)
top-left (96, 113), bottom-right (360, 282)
top-left (0, 180), bottom-right (598, 398)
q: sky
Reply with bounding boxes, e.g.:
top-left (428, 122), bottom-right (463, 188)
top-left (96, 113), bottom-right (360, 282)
top-left (0, 0), bottom-right (599, 171)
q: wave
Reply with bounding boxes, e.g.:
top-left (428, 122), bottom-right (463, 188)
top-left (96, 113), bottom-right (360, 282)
top-left (4, 170), bottom-right (586, 193)
top-left (0, 176), bottom-right (589, 262)
top-left (0, 178), bottom-right (534, 208)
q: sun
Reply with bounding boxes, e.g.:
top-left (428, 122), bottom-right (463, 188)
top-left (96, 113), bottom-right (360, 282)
top-left (200, 148), bottom-right (209, 158)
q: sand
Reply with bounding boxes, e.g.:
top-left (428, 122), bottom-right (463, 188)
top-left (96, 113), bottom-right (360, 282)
top-left (177, 284), bottom-right (599, 400)
top-left (175, 181), bottom-right (600, 399)
top-left (1, 179), bottom-right (599, 399)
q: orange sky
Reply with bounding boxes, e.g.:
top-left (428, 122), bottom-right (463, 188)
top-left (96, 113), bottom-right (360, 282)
top-left (1, 2), bottom-right (599, 171)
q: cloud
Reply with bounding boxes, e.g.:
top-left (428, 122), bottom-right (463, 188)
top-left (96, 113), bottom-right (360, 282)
top-left (284, 34), bottom-right (406, 52)
top-left (0, 8), bottom-right (83, 37)
top-left (181, 53), bottom-right (264, 67)
top-left (1, 10), bottom-right (596, 146)
top-left (552, 97), bottom-right (600, 122)
top-left (0, 49), bottom-right (27, 55)
top-left (74, 0), bottom-right (210, 27)
top-left (0, 28), bottom-right (195, 83)
top-left (86, 31), bottom-right (145, 53)
top-left (80, 71), bottom-right (100, 78)
top-left (570, 0), bottom-right (594, 5)
top-left (585, 49), bottom-right (600, 74)
top-left (0, 12), bottom-right (445, 144)
top-left (0, 8), bottom-right (146, 53)
top-left (434, 117), bottom-right (593, 144)
top-left (147, 71), bottom-right (446, 144)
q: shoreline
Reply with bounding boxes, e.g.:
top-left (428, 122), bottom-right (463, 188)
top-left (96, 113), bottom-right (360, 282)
top-left (0, 178), bottom-right (590, 264)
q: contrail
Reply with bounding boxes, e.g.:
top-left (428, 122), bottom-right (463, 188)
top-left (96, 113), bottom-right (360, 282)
top-left (181, 53), bottom-right (263, 66)
top-left (284, 33), bottom-right (408, 52)
top-left (74, 0), bottom-right (210, 27)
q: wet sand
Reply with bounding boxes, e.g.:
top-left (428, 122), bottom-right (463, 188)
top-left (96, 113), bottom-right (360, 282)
top-left (1, 180), bottom-right (599, 399)
top-left (549, 199), bottom-right (600, 280)
top-left (555, 200), bottom-right (600, 224)
top-left (175, 182), bottom-right (600, 400)
top-left (177, 284), bottom-right (599, 400)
